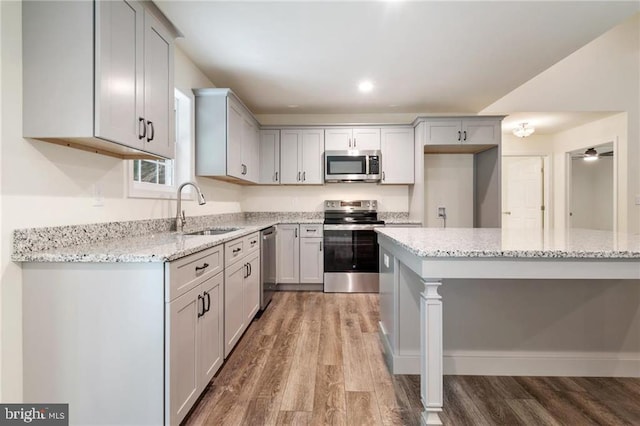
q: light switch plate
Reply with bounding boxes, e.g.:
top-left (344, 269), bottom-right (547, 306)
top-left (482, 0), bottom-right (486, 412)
top-left (635, 195), bottom-right (640, 206)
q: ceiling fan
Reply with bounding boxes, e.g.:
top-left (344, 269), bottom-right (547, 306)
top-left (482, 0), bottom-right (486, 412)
top-left (572, 147), bottom-right (614, 161)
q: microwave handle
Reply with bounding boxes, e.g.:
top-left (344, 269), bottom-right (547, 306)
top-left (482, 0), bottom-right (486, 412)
top-left (365, 155), bottom-right (370, 175)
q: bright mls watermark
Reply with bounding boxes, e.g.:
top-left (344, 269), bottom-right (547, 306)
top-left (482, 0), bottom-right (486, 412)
top-left (0, 404), bottom-right (68, 425)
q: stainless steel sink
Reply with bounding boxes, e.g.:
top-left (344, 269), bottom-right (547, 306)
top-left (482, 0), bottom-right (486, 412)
top-left (186, 228), bottom-right (239, 236)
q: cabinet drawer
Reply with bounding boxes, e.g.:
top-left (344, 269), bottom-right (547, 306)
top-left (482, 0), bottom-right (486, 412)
top-left (300, 224), bottom-right (323, 238)
top-left (225, 238), bottom-right (245, 266)
top-left (243, 232), bottom-right (260, 255)
top-left (166, 245), bottom-right (223, 302)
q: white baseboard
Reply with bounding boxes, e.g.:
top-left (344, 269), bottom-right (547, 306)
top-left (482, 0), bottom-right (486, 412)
top-left (379, 323), bottom-right (421, 374)
top-left (443, 350), bottom-right (640, 377)
top-left (379, 347), bottom-right (640, 377)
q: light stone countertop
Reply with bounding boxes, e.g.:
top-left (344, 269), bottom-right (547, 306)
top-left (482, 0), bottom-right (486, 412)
top-left (376, 227), bottom-right (640, 259)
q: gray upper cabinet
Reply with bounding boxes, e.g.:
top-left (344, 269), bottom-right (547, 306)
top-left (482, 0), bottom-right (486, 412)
top-left (23, 0), bottom-right (178, 159)
top-left (193, 89), bottom-right (260, 183)
top-left (325, 127), bottom-right (381, 151)
top-left (279, 129), bottom-right (324, 185)
top-left (259, 130), bottom-right (280, 184)
top-left (423, 117), bottom-right (502, 154)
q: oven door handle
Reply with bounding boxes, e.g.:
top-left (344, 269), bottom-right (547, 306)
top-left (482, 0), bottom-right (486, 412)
top-left (323, 224), bottom-right (384, 231)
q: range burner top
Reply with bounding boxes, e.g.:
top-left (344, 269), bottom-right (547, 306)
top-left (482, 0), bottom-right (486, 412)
top-left (323, 199), bottom-right (384, 225)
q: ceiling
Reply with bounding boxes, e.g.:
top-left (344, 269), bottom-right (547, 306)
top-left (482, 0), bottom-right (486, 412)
top-left (156, 1), bottom-right (639, 115)
top-left (502, 111), bottom-right (619, 135)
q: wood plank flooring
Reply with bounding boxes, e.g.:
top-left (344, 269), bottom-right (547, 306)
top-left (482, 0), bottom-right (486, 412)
top-left (184, 291), bottom-right (640, 426)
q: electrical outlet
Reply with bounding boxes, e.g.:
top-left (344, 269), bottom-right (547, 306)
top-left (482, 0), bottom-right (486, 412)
top-left (93, 184), bottom-right (104, 207)
top-left (635, 195), bottom-right (640, 206)
top-left (437, 207), bottom-right (446, 218)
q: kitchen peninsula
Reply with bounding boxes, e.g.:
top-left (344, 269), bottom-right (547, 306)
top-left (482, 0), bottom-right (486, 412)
top-left (376, 227), bottom-right (640, 425)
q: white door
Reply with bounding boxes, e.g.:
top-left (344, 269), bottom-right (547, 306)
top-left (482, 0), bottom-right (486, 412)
top-left (259, 130), bottom-right (280, 184)
top-left (95, 0), bottom-right (144, 150)
top-left (325, 128), bottom-right (353, 150)
top-left (280, 130), bottom-right (301, 184)
top-left (381, 127), bottom-right (414, 184)
top-left (352, 128), bottom-right (381, 150)
top-left (143, 11), bottom-right (173, 158)
top-left (299, 237), bottom-right (323, 283)
top-left (198, 273), bottom-right (223, 392)
top-left (167, 285), bottom-right (200, 426)
top-left (300, 129), bottom-right (324, 184)
top-left (502, 157), bottom-right (543, 229)
top-left (276, 225), bottom-right (300, 284)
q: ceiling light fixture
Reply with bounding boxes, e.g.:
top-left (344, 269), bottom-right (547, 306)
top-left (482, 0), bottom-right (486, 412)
top-left (358, 80), bottom-right (374, 93)
top-left (583, 147), bottom-right (599, 162)
top-left (512, 122), bottom-right (535, 138)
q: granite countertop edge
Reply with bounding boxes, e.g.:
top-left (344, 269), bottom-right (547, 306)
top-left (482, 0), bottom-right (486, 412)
top-left (14, 220), bottom-right (322, 263)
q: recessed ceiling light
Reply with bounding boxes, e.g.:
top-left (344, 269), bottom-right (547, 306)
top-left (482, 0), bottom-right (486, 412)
top-left (358, 80), bottom-right (374, 93)
top-left (388, 104), bottom-right (398, 108)
top-left (287, 104), bottom-right (299, 108)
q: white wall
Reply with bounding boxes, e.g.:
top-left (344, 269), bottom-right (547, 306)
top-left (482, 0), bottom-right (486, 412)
top-left (571, 156), bottom-right (614, 231)
top-left (242, 184), bottom-right (408, 212)
top-left (423, 154), bottom-right (474, 227)
top-left (0, 1), bottom-right (243, 401)
top-left (551, 113), bottom-right (626, 231)
top-left (483, 13), bottom-right (639, 233)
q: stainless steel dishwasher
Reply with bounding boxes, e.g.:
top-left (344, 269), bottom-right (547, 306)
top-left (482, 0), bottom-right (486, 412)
top-left (260, 226), bottom-right (277, 310)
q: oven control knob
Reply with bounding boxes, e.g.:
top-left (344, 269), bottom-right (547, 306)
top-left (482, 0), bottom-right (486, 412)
top-left (366, 202), bottom-right (370, 207)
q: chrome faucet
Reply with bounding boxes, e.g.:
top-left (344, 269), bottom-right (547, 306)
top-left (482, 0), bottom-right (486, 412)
top-left (176, 182), bottom-right (206, 232)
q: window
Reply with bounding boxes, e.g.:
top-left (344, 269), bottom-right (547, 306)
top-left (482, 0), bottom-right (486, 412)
top-left (128, 89), bottom-right (192, 199)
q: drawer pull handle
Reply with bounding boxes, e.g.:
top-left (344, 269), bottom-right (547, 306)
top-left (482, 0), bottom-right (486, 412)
top-left (248, 262), bottom-right (252, 276)
top-left (233, 248), bottom-right (242, 254)
top-left (251, 240), bottom-right (257, 245)
top-left (306, 229), bottom-right (315, 232)
top-left (195, 263), bottom-right (209, 272)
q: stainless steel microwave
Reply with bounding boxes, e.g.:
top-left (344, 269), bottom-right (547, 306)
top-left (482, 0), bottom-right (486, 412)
top-left (324, 150), bottom-right (381, 183)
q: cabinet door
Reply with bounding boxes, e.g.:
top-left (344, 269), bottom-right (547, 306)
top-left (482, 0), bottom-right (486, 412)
top-left (462, 119), bottom-right (501, 145)
top-left (325, 128), bottom-right (353, 150)
top-left (198, 272), bottom-right (223, 392)
top-left (259, 130), bottom-right (280, 184)
top-left (424, 119), bottom-right (462, 145)
top-left (381, 127), bottom-right (414, 184)
top-left (224, 261), bottom-right (246, 357)
top-left (280, 130), bottom-right (301, 184)
top-left (276, 225), bottom-right (300, 284)
top-left (300, 237), bottom-right (323, 283)
top-left (352, 128), bottom-right (381, 150)
top-left (95, 0), bottom-right (144, 150)
top-left (249, 124), bottom-right (261, 182)
top-left (167, 285), bottom-right (201, 426)
top-left (227, 99), bottom-right (244, 179)
top-left (300, 129), bottom-right (324, 184)
top-left (142, 11), bottom-right (174, 158)
top-left (244, 253), bottom-right (261, 323)
top-left (241, 117), bottom-right (259, 182)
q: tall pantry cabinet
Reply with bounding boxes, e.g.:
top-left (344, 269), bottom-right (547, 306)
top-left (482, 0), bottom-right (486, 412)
top-left (23, 0), bottom-right (179, 159)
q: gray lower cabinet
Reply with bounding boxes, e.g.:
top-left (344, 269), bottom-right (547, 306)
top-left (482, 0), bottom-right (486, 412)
top-left (223, 233), bottom-right (261, 357)
top-left (277, 224), bottom-right (323, 286)
top-left (22, 244), bottom-right (226, 426)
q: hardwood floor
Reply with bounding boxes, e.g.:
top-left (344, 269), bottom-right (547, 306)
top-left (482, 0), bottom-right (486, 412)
top-left (184, 292), bottom-right (640, 426)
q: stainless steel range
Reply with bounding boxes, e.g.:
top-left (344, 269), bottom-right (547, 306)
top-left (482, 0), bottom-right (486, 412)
top-left (323, 200), bottom-right (385, 293)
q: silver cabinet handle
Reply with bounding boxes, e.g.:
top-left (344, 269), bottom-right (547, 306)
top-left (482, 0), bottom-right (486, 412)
top-left (348, 138), bottom-right (351, 148)
top-left (275, 171), bottom-right (278, 182)
top-left (302, 171), bottom-right (306, 182)
top-left (353, 138), bottom-right (356, 147)
top-left (297, 171), bottom-right (301, 181)
top-left (382, 171), bottom-right (386, 181)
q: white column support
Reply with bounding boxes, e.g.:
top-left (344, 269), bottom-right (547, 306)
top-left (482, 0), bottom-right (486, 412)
top-left (420, 279), bottom-right (443, 425)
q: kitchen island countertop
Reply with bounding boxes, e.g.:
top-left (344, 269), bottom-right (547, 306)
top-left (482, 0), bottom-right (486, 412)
top-left (375, 227), bottom-right (640, 259)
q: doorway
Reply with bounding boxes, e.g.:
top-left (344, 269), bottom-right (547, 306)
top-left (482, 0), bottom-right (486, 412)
top-left (502, 156), bottom-right (548, 230)
top-left (567, 142), bottom-right (616, 231)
